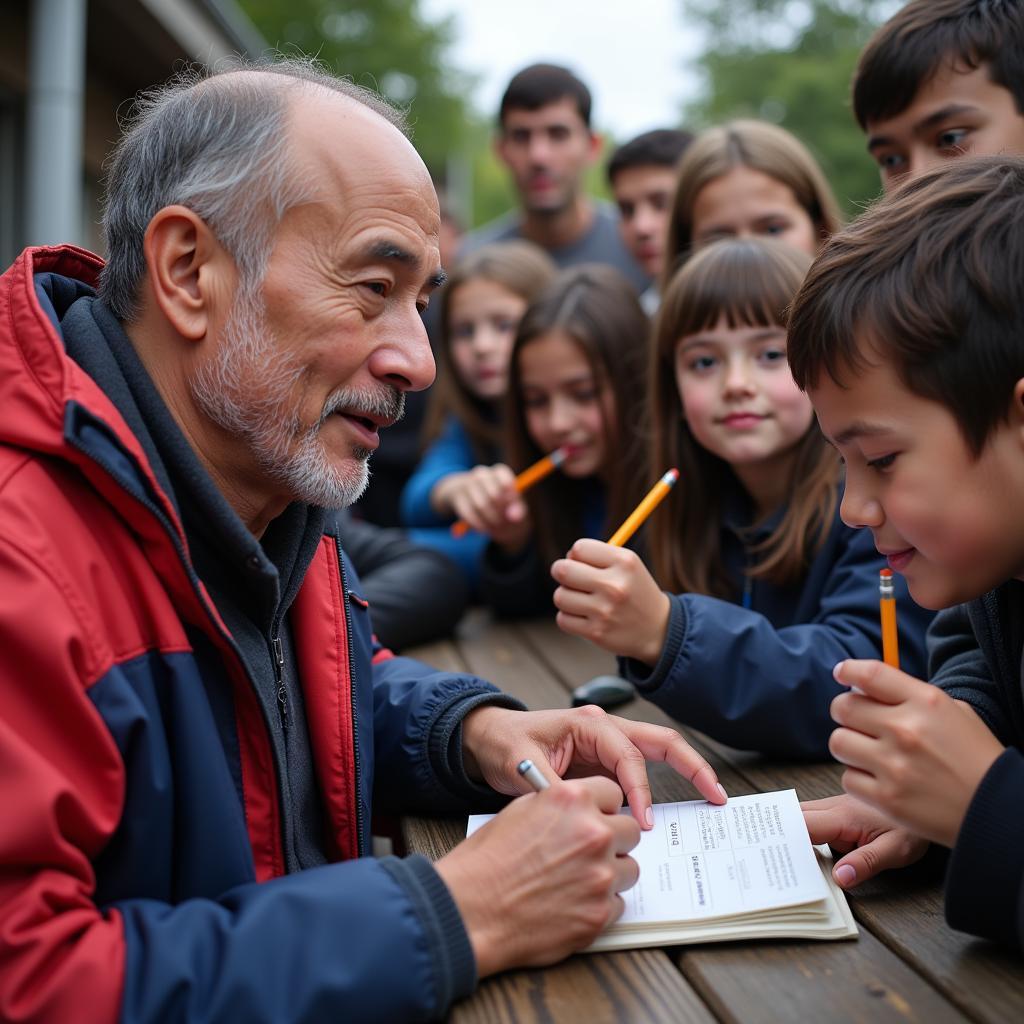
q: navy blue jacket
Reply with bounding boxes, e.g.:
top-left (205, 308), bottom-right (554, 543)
top-left (620, 493), bottom-right (933, 759)
top-left (927, 590), bottom-right (1024, 953)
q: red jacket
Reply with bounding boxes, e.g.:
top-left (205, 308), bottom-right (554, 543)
top-left (0, 246), bottom-right (500, 1022)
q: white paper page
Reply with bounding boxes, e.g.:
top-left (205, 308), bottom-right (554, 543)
top-left (467, 788), bottom-right (829, 925)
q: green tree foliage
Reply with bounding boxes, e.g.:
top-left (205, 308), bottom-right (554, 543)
top-left (681, 0), bottom-right (901, 216)
top-left (238, 0), bottom-right (475, 181)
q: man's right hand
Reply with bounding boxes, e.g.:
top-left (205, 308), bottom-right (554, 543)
top-left (435, 776), bottom-right (640, 977)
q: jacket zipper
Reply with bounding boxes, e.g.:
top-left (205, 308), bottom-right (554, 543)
top-left (271, 632), bottom-right (288, 732)
top-left (336, 546), bottom-right (365, 856)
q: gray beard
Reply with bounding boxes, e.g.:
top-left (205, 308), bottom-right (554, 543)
top-left (190, 287), bottom-right (403, 509)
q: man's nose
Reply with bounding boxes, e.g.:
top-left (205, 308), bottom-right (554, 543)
top-left (370, 309), bottom-right (436, 393)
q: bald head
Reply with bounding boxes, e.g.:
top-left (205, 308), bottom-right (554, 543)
top-left (100, 58), bottom-right (410, 321)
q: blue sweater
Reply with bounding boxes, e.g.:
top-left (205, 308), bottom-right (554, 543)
top-left (619, 490), bottom-right (934, 759)
top-left (400, 415), bottom-right (492, 585)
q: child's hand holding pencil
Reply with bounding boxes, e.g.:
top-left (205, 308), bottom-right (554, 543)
top-left (432, 463), bottom-right (532, 550)
top-left (550, 468), bottom-right (679, 664)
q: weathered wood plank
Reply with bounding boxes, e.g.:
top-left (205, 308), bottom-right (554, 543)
top-left (677, 932), bottom-right (970, 1024)
top-left (450, 950), bottom-right (718, 1024)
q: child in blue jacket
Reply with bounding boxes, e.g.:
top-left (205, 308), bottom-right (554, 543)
top-left (400, 241), bottom-right (554, 584)
top-left (551, 238), bottom-right (933, 758)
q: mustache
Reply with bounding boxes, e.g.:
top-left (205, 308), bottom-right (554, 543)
top-left (319, 384), bottom-right (405, 428)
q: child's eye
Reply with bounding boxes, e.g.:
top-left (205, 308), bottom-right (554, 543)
top-left (937, 128), bottom-right (968, 151)
top-left (521, 394), bottom-right (547, 410)
top-left (571, 389), bottom-right (599, 404)
top-left (866, 453), bottom-right (897, 471)
top-left (760, 222), bottom-right (789, 237)
top-left (877, 152), bottom-right (906, 173)
top-left (494, 317), bottom-right (518, 334)
top-left (758, 347), bottom-right (787, 365)
top-left (688, 355), bottom-right (717, 372)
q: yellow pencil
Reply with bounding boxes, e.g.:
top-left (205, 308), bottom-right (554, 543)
top-left (450, 445), bottom-right (575, 538)
top-left (607, 468), bottom-right (679, 547)
top-left (879, 568), bottom-right (900, 668)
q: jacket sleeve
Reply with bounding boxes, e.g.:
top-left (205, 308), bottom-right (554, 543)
top-left (618, 526), bottom-right (933, 759)
top-left (944, 747), bottom-right (1024, 954)
top-left (0, 537), bottom-right (476, 1024)
top-left (399, 417), bottom-right (478, 528)
top-left (927, 599), bottom-right (1018, 742)
top-left (335, 512), bottom-right (469, 651)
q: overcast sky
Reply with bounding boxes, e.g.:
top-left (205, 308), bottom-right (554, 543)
top-left (419, 0), bottom-right (704, 141)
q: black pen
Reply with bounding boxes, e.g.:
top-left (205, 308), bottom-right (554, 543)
top-left (517, 758), bottom-right (550, 792)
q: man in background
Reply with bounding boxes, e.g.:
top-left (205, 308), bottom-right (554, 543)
top-left (607, 128), bottom-right (693, 312)
top-left (463, 63), bottom-right (648, 292)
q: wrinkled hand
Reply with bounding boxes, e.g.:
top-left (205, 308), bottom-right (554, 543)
top-left (802, 793), bottom-right (929, 889)
top-left (829, 659), bottom-right (1004, 847)
top-left (435, 776), bottom-right (640, 976)
top-left (430, 464), bottom-right (531, 550)
top-left (551, 539), bottom-right (671, 664)
top-left (461, 704), bottom-right (726, 830)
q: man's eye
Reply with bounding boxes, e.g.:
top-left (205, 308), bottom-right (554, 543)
top-left (760, 222), bottom-right (789, 237)
top-left (364, 282), bottom-right (387, 296)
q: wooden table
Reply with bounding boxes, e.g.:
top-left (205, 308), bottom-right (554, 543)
top-left (404, 611), bottom-right (1022, 1023)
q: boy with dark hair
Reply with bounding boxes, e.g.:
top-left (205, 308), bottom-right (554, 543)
top-left (606, 128), bottom-right (693, 311)
top-left (853, 0), bottom-right (1024, 189)
top-left (787, 156), bottom-right (1024, 953)
top-left (462, 63), bottom-right (648, 291)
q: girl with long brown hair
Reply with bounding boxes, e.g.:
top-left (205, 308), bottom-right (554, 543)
top-left (660, 119), bottom-right (842, 297)
top-left (474, 264), bottom-right (651, 617)
top-left (400, 240), bottom-right (554, 585)
top-left (551, 238), bottom-right (933, 757)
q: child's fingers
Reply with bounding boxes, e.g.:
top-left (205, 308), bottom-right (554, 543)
top-left (555, 609), bottom-right (591, 639)
top-left (567, 537), bottom-right (627, 568)
top-left (552, 585), bottom-right (600, 619)
top-left (828, 725), bottom-right (882, 774)
top-left (830, 827), bottom-right (928, 890)
top-left (550, 556), bottom-right (603, 592)
top-left (830, 690), bottom-right (900, 736)
top-left (832, 659), bottom-right (925, 705)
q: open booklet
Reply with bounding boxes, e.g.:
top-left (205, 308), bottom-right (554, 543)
top-left (466, 788), bottom-right (857, 951)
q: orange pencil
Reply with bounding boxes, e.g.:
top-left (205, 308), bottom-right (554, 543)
top-left (607, 468), bottom-right (679, 547)
top-left (450, 445), bottom-right (574, 537)
top-left (879, 568), bottom-right (900, 668)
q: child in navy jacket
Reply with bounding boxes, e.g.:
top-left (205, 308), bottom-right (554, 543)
top-left (552, 239), bottom-right (933, 758)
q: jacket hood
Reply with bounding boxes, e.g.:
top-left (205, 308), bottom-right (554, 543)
top-left (0, 244), bottom-right (186, 547)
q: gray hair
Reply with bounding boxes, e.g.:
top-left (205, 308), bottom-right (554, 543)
top-left (99, 56), bottom-right (407, 322)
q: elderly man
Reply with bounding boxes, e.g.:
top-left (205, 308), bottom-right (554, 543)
top-left (0, 60), bottom-right (725, 1022)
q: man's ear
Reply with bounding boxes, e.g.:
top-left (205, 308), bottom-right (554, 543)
top-left (586, 131), bottom-right (603, 165)
top-left (142, 205), bottom-right (234, 341)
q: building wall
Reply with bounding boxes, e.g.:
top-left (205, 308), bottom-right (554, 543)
top-left (0, 0), bottom-right (265, 265)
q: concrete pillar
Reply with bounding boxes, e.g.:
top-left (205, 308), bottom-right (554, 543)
top-left (25, 0), bottom-right (87, 246)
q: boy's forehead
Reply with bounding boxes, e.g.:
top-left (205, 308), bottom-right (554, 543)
top-left (866, 60), bottom-right (1009, 138)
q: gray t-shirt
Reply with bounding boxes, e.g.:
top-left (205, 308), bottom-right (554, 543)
top-left (461, 200), bottom-right (650, 293)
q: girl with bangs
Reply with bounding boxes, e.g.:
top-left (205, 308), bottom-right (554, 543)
top-left (475, 264), bottom-right (651, 618)
top-left (551, 238), bottom-right (933, 758)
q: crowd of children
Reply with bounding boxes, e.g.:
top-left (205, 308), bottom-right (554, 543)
top-left (355, 0), bottom-right (1024, 954)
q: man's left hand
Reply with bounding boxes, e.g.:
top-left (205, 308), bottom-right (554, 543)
top-left (461, 704), bottom-right (727, 829)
